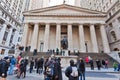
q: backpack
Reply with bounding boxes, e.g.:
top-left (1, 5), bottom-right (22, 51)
top-left (46, 61), bottom-right (54, 77)
top-left (71, 66), bottom-right (78, 77)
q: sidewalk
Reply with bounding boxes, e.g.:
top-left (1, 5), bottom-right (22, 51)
top-left (62, 67), bottom-right (120, 73)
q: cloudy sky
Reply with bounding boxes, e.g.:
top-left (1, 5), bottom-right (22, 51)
top-left (49, 0), bottom-right (75, 6)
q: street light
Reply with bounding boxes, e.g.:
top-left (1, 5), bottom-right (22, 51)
top-left (85, 41), bottom-right (88, 52)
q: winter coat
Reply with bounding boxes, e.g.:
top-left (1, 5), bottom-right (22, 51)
top-left (54, 61), bottom-right (62, 80)
top-left (65, 66), bottom-right (79, 80)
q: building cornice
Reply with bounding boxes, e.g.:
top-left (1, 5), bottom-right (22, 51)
top-left (106, 8), bottom-right (120, 23)
top-left (24, 13), bottom-right (106, 17)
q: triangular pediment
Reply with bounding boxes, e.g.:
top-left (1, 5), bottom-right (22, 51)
top-left (23, 4), bottom-right (106, 16)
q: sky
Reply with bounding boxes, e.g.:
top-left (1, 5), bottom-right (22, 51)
top-left (49, 0), bottom-right (75, 6)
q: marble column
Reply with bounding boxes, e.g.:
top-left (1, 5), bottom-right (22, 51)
top-left (90, 24), bottom-right (99, 53)
top-left (6, 27), bottom-right (13, 46)
top-left (30, 23), bottom-right (39, 51)
top-left (43, 23), bottom-right (50, 52)
top-left (68, 24), bottom-right (73, 51)
top-left (100, 24), bottom-right (110, 53)
top-left (56, 23), bottom-right (61, 50)
top-left (79, 24), bottom-right (86, 52)
top-left (22, 23), bottom-right (29, 47)
top-left (0, 23), bottom-right (7, 44)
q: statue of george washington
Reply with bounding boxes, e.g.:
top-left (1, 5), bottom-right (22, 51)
top-left (61, 36), bottom-right (68, 49)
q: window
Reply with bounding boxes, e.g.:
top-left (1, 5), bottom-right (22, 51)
top-left (109, 23), bottom-right (113, 27)
top-left (1, 49), bottom-right (5, 55)
top-left (117, 17), bottom-right (120, 22)
top-left (18, 37), bottom-right (21, 42)
top-left (3, 31), bottom-right (8, 41)
top-left (109, 12), bottom-right (111, 17)
top-left (10, 35), bottom-right (13, 44)
top-left (111, 31), bottom-right (117, 41)
top-left (112, 8), bottom-right (116, 13)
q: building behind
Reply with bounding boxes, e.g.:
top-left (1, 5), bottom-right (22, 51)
top-left (0, 0), bottom-right (26, 56)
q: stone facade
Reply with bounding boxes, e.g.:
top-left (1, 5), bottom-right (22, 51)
top-left (0, 0), bottom-right (25, 57)
top-left (106, 0), bottom-right (120, 51)
top-left (76, 0), bottom-right (117, 12)
top-left (22, 4), bottom-right (110, 53)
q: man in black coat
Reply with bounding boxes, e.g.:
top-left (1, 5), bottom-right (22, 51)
top-left (54, 58), bottom-right (62, 80)
top-left (78, 58), bottom-right (85, 80)
top-left (0, 59), bottom-right (10, 80)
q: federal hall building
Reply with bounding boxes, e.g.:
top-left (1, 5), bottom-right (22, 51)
top-left (22, 4), bottom-right (111, 53)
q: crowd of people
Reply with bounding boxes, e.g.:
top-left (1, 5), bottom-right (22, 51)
top-left (0, 54), bottom-right (120, 80)
top-left (84, 56), bottom-right (109, 70)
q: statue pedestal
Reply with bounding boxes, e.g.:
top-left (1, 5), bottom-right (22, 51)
top-left (62, 50), bottom-right (68, 56)
top-left (56, 55), bottom-right (78, 68)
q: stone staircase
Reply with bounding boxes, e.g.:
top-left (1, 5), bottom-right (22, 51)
top-left (22, 52), bottom-right (119, 68)
top-left (71, 53), bottom-right (119, 68)
top-left (22, 52), bottom-right (51, 59)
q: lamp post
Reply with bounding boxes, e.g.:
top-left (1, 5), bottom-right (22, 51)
top-left (85, 41), bottom-right (88, 53)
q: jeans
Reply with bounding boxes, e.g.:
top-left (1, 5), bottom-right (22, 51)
top-left (8, 64), bottom-right (15, 75)
top-left (80, 72), bottom-right (85, 80)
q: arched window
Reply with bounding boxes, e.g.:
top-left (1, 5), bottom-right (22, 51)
top-left (111, 31), bottom-right (117, 41)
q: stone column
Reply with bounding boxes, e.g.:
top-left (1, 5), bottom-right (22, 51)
top-left (6, 27), bottom-right (13, 46)
top-left (0, 23), bottom-right (7, 44)
top-left (56, 23), bottom-right (61, 50)
top-left (100, 24), bottom-right (110, 53)
top-left (30, 23), bottom-right (39, 51)
top-left (90, 24), bottom-right (99, 53)
top-left (43, 23), bottom-right (50, 52)
top-left (79, 24), bottom-right (86, 52)
top-left (22, 23), bottom-right (29, 47)
top-left (68, 24), bottom-right (73, 51)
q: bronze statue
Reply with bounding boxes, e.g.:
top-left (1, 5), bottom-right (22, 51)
top-left (61, 36), bottom-right (68, 49)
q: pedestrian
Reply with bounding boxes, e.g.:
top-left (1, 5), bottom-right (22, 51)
top-left (0, 58), bottom-right (10, 80)
top-left (89, 59), bottom-right (94, 70)
top-left (117, 63), bottom-right (120, 71)
top-left (85, 56), bottom-right (89, 64)
top-left (54, 58), bottom-right (62, 80)
top-left (113, 62), bottom-right (118, 71)
top-left (105, 59), bottom-right (108, 69)
top-left (78, 58), bottom-right (85, 80)
top-left (56, 48), bottom-right (59, 55)
top-left (44, 58), bottom-right (49, 72)
top-left (39, 57), bottom-right (44, 74)
top-left (65, 60), bottom-right (79, 80)
top-left (29, 58), bottom-right (34, 73)
top-left (8, 56), bottom-right (16, 75)
top-left (101, 59), bottom-right (105, 68)
top-left (96, 59), bottom-right (101, 70)
top-left (17, 58), bottom-right (28, 78)
top-left (45, 57), bottom-right (55, 80)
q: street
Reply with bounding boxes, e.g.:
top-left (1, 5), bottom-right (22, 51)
top-left (6, 71), bottom-right (120, 80)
